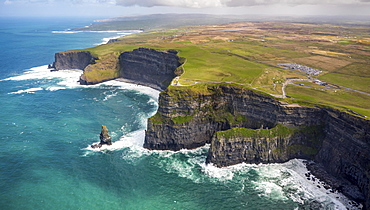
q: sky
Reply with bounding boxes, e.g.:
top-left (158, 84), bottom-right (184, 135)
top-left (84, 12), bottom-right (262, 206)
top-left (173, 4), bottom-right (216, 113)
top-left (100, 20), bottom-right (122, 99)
top-left (0, 0), bottom-right (370, 17)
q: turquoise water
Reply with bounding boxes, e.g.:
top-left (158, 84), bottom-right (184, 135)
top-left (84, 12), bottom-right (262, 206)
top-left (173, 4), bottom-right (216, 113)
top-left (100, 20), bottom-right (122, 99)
top-left (0, 17), bottom-right (352, 209)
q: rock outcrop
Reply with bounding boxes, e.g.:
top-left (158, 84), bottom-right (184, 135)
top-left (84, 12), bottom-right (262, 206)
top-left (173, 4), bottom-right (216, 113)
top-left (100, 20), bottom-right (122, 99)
top-left (52, 48), bottom-right (183, 88)
top-left (118, 48), bottom-right (183, 91)
top-left (100, 125), bottom-right (112, 145)
top-left (91, 125), bottom-right (112, 148)
top-left (51, 51), bottom-right (97, 70)
top-left (144, 83), bottom-right (370, 208)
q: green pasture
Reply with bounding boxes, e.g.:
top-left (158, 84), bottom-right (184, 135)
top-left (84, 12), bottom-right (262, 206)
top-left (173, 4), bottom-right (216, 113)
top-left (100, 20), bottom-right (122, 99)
top-left (319, 73), bottom-right (370, 94)
top-left (286, 85), bottom-right (370, 117)
top-left (69, 22), bottom-right (369, 119)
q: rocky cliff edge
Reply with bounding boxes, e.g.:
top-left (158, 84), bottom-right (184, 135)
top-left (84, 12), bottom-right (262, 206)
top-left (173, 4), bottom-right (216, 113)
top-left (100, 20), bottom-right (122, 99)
top-left (144, 84), bottom-right (370, 208)
top-left (52, 48), bottom-right (183, 88)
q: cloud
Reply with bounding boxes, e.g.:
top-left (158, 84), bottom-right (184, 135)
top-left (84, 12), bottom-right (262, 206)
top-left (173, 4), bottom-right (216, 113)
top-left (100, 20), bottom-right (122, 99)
top-left (115, 0), bottom-right (370, 8)
top-left (3, 0), bottom-right (370, 8)
top-left (114, 0), bottom-right (224, 8)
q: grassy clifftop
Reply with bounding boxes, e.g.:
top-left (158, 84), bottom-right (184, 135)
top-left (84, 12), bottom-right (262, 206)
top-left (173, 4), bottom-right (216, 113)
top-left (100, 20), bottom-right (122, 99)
top-left (75, 21), bottom-right (370, 117)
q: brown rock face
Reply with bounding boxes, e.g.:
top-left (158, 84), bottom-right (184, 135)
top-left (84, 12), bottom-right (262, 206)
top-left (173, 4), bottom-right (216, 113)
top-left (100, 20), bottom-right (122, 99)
top-left (91, 125), bottom-right (112, 149)
top-left (100, 125), bottom-right (112, 145)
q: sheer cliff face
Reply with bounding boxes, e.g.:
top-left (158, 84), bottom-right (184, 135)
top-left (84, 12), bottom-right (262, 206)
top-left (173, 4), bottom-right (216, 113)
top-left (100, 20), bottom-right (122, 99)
top-left (207, 125), bottom-right (325, 167)
top-left (52, 48), bottom-right (182, 87)
top-left (316, 111), bottom-right (370, 206)
top-left (53, 51), bottom-right (97, 70)
top-left (118, 48), bottom-right (181, 91)
top-left (144, 84), bottom-right (326, 152)
top-left (144, 84), bottom-right (370, 207)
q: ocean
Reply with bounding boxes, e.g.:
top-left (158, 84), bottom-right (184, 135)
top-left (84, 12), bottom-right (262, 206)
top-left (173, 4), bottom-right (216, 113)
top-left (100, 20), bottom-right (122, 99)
top-left (0, 17), bottom-right (354, 209)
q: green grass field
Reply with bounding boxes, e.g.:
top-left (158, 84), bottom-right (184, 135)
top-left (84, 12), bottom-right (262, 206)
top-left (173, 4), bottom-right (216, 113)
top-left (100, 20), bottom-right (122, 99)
top-left (72, 21), bottom-right (370, 118)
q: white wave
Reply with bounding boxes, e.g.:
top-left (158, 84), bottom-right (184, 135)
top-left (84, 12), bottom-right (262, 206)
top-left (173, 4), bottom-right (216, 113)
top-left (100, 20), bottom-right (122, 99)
top-left (83, 129), bottom-right (153, 162)
top-left (1, 65), bottom-right (161, 102)
top-left (83, 89), bottom-right (159, 156)
top-left (202, 162), bottom-right (235, 180)
top-left (8, 87), bottom-right (43, 94)
top-left (102, 91), bottom-right (118, 101)
top-left (52, 30), bottom-right (139, 34)
top-left (92, 30), bottom-right (142, 45)
top-left (102, 36), bottom-right (120, 44)
top-left (128, 143), bottom-right (357, 209)
top-left (46, 86), bottom-right (66, 91)
top-left (87, 30), bottom-right (142, 33)
top-left (152, 146), bottom-right (208, 183)
top-left (210, 159), bottom-right (355, 209)
top-left (2, 65), bottom-right (82, 84)
top-left (52, 31), bottom-right (81, 34)
top-left (100, 80), bottom-right (160, 101)
top-left (280, 159), bottom-right (358, 209)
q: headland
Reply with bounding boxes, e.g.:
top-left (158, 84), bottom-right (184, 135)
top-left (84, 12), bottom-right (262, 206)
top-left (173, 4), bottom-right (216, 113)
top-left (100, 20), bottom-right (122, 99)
top-left (52, 15), bottom-right (370, 209)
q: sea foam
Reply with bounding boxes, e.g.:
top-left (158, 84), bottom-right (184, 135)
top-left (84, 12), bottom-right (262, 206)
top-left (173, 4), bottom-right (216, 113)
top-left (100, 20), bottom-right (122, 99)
top-left (119, 140), bottom-right (358, 209)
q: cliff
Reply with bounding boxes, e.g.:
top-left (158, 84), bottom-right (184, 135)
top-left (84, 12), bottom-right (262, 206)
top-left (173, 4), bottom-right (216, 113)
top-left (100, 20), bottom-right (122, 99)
top-left (118, 48), bottom-right (183, 91)
top-left (52, 48), bottom-right (182, 88)
top-left (207, 124), bottom-right (324, 167)
top-left (144, 84), bottom-right (370, 208)
top-left (51, 51), bottom-right (97, 71)
top-left (144, 84), bottom-right (325, 150)
top-left (52, 47), bottom-right (369, 208)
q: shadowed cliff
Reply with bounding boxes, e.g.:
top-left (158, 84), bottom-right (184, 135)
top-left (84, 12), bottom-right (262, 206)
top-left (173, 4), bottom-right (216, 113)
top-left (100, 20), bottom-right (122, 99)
top-left (52, 51), bottom-right (97, 71)
top-left (52, 48), bottom-right (183, 89)
top-left (118, 48), bottom-right (182, 91)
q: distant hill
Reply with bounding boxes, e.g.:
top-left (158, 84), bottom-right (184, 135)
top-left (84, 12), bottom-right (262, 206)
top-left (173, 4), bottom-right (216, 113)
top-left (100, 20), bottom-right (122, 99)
top-left (72, 14), bottom-right (370, 31)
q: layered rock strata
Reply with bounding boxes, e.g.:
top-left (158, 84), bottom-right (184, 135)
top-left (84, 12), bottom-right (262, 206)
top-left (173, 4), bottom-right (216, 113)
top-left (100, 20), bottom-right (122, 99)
top-left (52, 48), bottom-right (182, 88)
top-left (118, 48), bottom-right (182, 91)
top-left (51, 51), bottom-right (97, 70)
top-left (144, 84), bottom-right (370, 208)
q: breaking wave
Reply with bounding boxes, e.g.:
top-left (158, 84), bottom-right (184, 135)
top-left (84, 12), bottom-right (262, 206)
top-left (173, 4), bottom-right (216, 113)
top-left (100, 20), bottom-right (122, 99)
top-left (120, 142), bottom-right (358, 209)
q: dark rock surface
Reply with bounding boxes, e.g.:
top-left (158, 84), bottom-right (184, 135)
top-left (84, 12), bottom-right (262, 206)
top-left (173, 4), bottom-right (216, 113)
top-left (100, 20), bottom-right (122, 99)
top-left (144, 84), bottom-right (370, 208)
top-left (207, 125), bottom-right (324, 167)
top-left (145, 85), bottom-right (326, 151)
top-left (118, 48), bottom-right (182, 91)
top-left (51, 48), bottom-right (182, 87)
top-left (51, 51), bottom-right (97, 71)
top-left (107, 38), bottom-right (119, 44)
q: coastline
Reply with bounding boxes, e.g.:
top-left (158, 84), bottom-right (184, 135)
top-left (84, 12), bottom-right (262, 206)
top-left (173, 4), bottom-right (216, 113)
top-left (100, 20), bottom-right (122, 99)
top-left (47, 21), bottom-right (370, 209)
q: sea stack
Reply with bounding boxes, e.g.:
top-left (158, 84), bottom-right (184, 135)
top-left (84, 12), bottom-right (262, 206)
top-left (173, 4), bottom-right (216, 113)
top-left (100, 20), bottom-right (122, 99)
top-left (100, 125), bottom-right (112, 145)
top-left (91, 125), bottom-right (112, 148)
